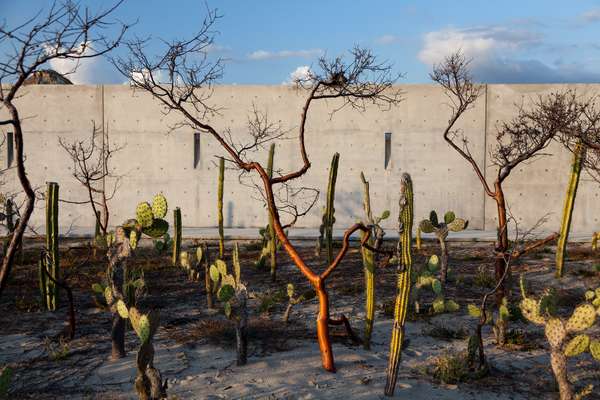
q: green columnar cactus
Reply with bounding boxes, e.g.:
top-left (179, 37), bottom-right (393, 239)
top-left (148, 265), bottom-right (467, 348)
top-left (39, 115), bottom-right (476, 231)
top-left (359, 172), bottom-right (389, 350)
top-left (556, 142), bottom-right (585, 278)
top-left (519, 275), bottom-right (600, 400)
top-left (317, 153), bottom-right (339, 263)
top-left (385, 173), bottom-right (414, 397)
top-left (418, 210), bottom-right (468, 287)
top-left (210, 243), bottom-right (248, 365)
top-left (201, 244), bottom-right (214, 309)
top-left (40, 182), bottom-right (59, 311)
top-left (267, 144), bottom-right (277, 281)
top-left (218, 157), bottom-right (225, 259)
top-left (172, 207), bottom-right (182, 266)
top-left (593, 232), bottom-right (599, 251)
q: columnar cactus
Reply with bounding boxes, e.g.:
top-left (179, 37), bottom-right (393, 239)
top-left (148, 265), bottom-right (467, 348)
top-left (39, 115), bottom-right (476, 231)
top-left (267, 144), bottom-right (278, 281)
top-left (593, 232), bottom-right (599, 251)
top-left (210, 243), bottom-right (248, 365)
top-left (316, 153), bottom-right (339, 263)
top-left (385, 173), bottom-right (414, 397)
top-left (417, 210), bottom-right (467, 286)
top-left (556, 142), bottom-right (585, 278)
top-left (172, 207), bottom-right (181, 266)
top-left (519, 275), bottom-right (600, 400)
top-left (40, 182), bottom-right (59, 311)
top-left (359, 172), bottom-right (389, 349)
top-left (218, 157), bottom-right (225, 259)
top-left (201, 244), bottom-right (214, 309)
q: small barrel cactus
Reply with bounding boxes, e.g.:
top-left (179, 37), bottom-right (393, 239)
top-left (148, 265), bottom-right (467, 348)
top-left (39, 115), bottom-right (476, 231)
top-left (519, 275), bottom-right (599, 400)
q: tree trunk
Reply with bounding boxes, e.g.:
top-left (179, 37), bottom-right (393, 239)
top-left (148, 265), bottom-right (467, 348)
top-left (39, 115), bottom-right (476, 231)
top-left (493, 182), bottom-right (509, 345)
top-left (235, 322), bottom-right (247, 366)
top-left (111, 314), bottom-right (126, 359)
top-left (0, 104), bottom-right (36, 298)
top-left (438, 232), bottom-right (449, 285)
top-left (550, 348), bottom-right (573, 400)
top-left (315, 280), bottom-right (335, 372)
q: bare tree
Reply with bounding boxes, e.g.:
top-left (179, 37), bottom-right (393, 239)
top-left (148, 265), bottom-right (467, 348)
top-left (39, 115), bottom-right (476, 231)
top-left (431, 52), bottom-right (570, 344)
top-left (0, 0), bottom-right (129, 297)
top-left (113, 8), bottom-right (402, 372)
top-left (59, 121), bottom-right (124, 241)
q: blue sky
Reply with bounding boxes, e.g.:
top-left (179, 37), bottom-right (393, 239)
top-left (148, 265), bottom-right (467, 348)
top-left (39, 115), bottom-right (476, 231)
top-left (3, 0), bottom-right (600, 84)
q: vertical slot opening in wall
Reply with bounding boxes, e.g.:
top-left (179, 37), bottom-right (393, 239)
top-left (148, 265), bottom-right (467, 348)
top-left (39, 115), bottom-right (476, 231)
top-left (6, 132), bottom-right (13, 169)
top-left (193, 132), bottom-right (201, 169)
top-left (384, 132), bottom-right (391, 169)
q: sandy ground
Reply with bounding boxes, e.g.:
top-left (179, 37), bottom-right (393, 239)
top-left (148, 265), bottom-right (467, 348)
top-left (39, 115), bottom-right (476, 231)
top-left (1, 239), bottom-right (599, 399)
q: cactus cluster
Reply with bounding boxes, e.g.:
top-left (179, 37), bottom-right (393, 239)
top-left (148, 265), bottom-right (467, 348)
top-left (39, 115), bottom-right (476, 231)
top-left (412, 255), bottom-right (459, 315)
top-left (209, 243), bottom-right (248, 365)
top-left (519, 275), bottom-right (600, 400)
top-left (179, 246), bottom-right (205, 282)
top-left (123, 193), bottom-right (170, 243)
top-left (316, 152), bottom-right (339, 264)
top-left (40, 182), bottom-right (59, 311)
top-left (359, 171), bottom-right (389, 349)
top-left (417, 210), bottom-right (467, 287)
top-left (385, 173), bottom-right (414, 397)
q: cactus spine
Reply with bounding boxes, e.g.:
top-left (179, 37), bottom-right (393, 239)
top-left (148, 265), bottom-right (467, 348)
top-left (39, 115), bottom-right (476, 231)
top-left (218, 157), bottom-right (225, 259)
top-left (267, 144), bottom-right (277, 281)
top-left (40, 182), bottom-right (59, 311)
top-left (172, 207), bottom-right (182, 266)
top-left (318, 153), bottom-right (339, 264)
top-left (556, 142), bottom-right (585, 278)
top-left (385, 173), bottom-right (414, 397)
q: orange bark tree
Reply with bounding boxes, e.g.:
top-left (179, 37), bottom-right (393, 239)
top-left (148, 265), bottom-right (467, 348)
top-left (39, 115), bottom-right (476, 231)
top-left (113, 10), bottom-right (402, 372)
top-left (430, 52), bottom-right (577, 344)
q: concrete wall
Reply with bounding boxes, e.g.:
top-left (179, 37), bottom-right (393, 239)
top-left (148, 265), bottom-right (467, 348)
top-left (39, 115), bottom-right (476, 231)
top-left (0, 83), bottom-right (598, 235)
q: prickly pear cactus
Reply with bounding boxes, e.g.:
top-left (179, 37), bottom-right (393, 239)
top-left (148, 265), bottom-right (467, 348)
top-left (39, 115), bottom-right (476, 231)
top-left (411, 255), bottom-right (459, 315)
top-left (519, 275), bottom-right (600, 400)
top-left (417, 210), bottom-right (467, 286)
top-left (151, 193), bottom-right (168, 219)
top-left (209, 244), bottom-right (249, 365)
top-left (136, 202), bottom-right (154, 228)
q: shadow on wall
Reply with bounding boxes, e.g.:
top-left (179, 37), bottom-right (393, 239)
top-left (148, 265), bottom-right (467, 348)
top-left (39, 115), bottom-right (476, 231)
top-left (227, 201), bottom-right (234, 228)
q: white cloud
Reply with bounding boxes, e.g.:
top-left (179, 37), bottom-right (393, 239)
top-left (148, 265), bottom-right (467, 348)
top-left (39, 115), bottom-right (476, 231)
top-left (283, 65), bottom-right (313, 85)
top-left (248, 49), bottom-right (323, 60)
top-left (43, 41), bottom-right (100, 84)
top-left (416, 26), bottom-right (600, 83)
top-left (580, 9), bottom-right (600, 24)
top-left (418, 27), bottom-right (540, 66)
top-left (375, 35), bottom-right (400, 45)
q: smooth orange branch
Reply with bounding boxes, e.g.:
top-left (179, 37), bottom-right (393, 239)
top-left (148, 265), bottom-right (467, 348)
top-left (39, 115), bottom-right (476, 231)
top-left (321, 223), bottom-right (370, 280)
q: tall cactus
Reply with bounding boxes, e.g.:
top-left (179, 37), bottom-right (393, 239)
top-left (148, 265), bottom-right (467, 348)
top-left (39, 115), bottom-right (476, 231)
top-left (556, 142), bottom-right (585, 278)
top-left (359, 172), bottom-right (388, 349)
top-left (317, 153), bottom-right (339, 264)
top-left (267, 144), bottom-right (278, 281)
top-left (385, 173), bottom-right (413, 397)
top-left (218, 157), bottom-right (225, 259)
top-left (40, 182), bottom-right (59, 311)
top-left (593, 232), bottom-right (599, 251)
top-left (172, 207), bottom-right (182, 266)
